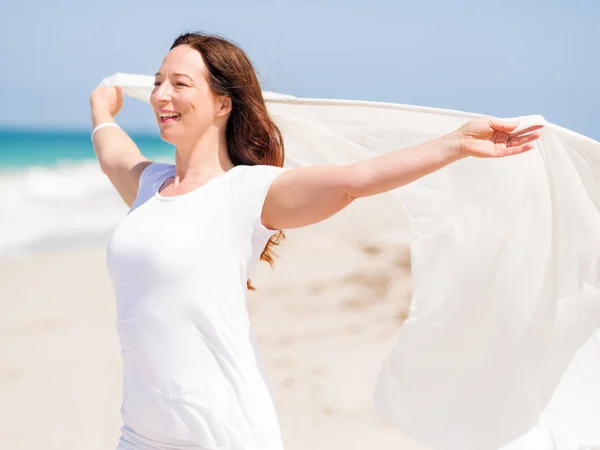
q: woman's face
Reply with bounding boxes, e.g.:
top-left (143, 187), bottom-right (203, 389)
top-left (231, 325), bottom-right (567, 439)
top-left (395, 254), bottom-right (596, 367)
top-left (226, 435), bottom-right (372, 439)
top-left (150, 45), bottom-right (226, 145)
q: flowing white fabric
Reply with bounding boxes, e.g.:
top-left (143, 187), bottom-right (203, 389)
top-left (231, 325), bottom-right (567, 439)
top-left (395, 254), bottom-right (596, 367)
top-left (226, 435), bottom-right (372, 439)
top-left (102, 73), bottom-right (600, 450)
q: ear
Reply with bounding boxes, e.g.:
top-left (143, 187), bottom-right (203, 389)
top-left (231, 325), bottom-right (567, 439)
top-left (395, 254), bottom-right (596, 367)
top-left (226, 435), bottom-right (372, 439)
top-left (215, 95), bottom-right (232, 117)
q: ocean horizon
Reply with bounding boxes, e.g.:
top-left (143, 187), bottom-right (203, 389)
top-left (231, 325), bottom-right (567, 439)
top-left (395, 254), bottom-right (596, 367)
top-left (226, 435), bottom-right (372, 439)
top-left (0, 126), bottom-right (175, 259)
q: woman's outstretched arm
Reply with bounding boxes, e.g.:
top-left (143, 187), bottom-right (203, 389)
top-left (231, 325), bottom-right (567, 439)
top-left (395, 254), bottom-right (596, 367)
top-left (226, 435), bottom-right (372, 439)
top-left (262, 117), bottom-right (543, 231)
top-left (90, 85), bottom-right (151, 207)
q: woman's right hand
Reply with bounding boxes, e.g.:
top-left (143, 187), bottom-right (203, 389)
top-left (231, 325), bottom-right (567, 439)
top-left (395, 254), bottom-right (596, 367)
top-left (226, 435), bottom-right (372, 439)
top-left (90, 85), bottom-right (124, 117)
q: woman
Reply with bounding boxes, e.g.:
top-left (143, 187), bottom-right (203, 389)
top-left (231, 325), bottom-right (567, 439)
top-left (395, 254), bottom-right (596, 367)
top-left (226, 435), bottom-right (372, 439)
top-left (90, 32), bottom-right (542, 450)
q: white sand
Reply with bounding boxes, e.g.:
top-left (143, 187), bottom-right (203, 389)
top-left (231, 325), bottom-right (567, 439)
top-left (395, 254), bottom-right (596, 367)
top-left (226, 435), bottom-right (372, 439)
top-left (0, 193), bottom-right (428, 450)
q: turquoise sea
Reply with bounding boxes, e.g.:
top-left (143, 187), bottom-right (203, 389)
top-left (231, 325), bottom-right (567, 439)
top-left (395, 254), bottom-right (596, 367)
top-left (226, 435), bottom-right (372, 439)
top-left (0, 128), bottom-right (173, 169)
top-left (0, 127), bottom-right (175, 258)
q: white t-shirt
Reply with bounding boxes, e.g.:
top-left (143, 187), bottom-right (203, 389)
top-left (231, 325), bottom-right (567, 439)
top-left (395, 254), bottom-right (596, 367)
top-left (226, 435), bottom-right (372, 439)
top-left (107, 162), bottom-right (289, 450)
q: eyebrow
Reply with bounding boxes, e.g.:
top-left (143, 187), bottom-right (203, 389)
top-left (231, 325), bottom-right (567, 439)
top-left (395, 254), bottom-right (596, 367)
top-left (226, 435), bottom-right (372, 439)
top-left (154, 72), bottom-right (194, 80)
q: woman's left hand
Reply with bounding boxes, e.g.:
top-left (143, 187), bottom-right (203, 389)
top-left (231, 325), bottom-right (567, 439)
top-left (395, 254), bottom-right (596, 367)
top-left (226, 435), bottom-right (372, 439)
top-left (455, 116), bottom-right (543, 158)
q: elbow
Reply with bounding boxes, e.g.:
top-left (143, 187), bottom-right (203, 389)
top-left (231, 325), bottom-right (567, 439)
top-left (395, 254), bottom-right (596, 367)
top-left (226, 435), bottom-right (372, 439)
top-left (98, 158), bottom-right (116, 175)
top-left (344, 164), bottom-right (374, 199)
top-left (98, 153), bottom-right (127, 175)
top-left (98, 156), bottom-right (129, 179)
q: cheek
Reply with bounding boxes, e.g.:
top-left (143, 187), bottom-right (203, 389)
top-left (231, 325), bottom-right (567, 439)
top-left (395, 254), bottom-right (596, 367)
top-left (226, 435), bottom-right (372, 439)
top-left (187, 95), bottom-right (217, 119)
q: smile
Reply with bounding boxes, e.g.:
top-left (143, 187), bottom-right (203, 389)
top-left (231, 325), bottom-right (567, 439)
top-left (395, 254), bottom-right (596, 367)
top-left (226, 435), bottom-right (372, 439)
top-left (158, 111), bottom-right (182, 122)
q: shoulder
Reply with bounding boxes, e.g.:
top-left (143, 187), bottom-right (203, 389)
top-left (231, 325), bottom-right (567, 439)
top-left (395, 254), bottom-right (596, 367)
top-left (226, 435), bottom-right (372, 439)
top-left (128, 162), bottom-right (175, 212)
top-left (229, 164), bottom-right (290, 221)
top-left (139, 162), bottom-right (175, 187)
top-left (229, 164), bottom-right (289, 186)
top-left (229, 164), bottom-right (290, 198)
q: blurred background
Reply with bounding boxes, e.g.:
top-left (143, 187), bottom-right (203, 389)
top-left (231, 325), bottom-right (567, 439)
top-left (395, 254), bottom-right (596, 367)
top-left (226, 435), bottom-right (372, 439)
top-left (1, 1), bottom-right (598, 449)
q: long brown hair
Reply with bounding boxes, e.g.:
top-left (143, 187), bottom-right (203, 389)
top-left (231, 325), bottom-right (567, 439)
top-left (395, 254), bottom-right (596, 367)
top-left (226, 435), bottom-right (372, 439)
top-left (170, 32), bottom-right (285, 291)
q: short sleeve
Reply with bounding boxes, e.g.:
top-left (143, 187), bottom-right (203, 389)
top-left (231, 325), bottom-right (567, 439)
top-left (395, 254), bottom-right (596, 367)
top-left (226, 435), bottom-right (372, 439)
top-left (128, 162), bottom-right (175, 213)
top-left (230, 164), bottom-right (290, 237)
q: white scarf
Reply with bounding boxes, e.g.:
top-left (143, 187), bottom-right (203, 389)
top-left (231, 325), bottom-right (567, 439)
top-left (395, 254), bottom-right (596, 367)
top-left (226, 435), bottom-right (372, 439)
top-left (102, 73), bottom-right (600, 450)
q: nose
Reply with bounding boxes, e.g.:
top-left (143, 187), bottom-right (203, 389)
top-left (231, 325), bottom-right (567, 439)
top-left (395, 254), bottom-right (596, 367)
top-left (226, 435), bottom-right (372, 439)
top-left (152, 80), bottom-right (173, 105)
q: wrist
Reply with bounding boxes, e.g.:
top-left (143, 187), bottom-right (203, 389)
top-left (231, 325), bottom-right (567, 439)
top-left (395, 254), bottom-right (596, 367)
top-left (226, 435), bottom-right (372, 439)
top-left (91, 122), bottom-right (121, 139)
top-left (440, 131), bottom-right (468, 161)
top-left (91, 106), bottom-right (114, 126)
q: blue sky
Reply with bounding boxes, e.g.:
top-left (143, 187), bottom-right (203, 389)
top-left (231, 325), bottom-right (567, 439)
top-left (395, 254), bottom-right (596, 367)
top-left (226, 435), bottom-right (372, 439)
top-left (2, 0), bottom-right (599, 139)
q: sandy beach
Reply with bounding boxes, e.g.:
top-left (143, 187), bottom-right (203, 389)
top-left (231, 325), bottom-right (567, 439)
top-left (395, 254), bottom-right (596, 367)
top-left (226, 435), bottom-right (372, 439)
top-left (0, 192), bottom-right (428, 450)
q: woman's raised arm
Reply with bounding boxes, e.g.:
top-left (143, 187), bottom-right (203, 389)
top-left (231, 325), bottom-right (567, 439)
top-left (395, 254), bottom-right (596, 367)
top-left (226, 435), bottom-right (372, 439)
top-left (90, 85), bottom-right (151, 207)
top-left (261, 117), bottom-right (543, 231)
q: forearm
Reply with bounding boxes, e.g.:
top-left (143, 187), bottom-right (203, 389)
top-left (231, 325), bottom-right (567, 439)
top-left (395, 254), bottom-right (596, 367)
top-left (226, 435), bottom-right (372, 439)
top-left (91, 108), bottom-right (146, 172)
top-left (346, 132), bottom-right (463, 198)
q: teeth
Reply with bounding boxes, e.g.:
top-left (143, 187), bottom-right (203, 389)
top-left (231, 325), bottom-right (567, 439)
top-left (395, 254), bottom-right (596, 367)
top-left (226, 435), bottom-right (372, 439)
top-left (159, 112), bottom-right (181, 118)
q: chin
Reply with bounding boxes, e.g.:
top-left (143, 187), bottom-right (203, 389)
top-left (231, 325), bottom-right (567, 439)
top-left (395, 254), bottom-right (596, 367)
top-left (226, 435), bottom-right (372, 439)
top-left (158, 127), bottom-right (180, 145)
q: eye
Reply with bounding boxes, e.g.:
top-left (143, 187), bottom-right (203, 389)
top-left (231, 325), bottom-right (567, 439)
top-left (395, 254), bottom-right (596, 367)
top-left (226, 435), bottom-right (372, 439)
top-left (176, 82), bottom-right (189, 87)
top-left (153, 81), bottom-right (162, 87)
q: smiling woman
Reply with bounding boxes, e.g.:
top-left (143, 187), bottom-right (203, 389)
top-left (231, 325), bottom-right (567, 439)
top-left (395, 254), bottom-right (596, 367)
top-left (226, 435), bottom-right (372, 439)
top-left (89, 32), bottom-right (545, 450)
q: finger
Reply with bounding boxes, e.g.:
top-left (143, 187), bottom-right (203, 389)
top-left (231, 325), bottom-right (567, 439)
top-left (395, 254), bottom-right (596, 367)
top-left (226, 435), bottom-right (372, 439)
top-left (514, 143), bottom-right (536, 154)
top-left (510, 124), bottom-right (544, 137)
top-left (507, 130), bottom-right (541, 147)
top-left (489, 117), bottom-right (519, 133)
top-left (500, 142), bottom-right (535, 157)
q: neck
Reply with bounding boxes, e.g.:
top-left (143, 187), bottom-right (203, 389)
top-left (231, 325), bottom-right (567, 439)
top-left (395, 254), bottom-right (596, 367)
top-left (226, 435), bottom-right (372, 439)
top-left (172, 127), bottom-right (234, 186)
